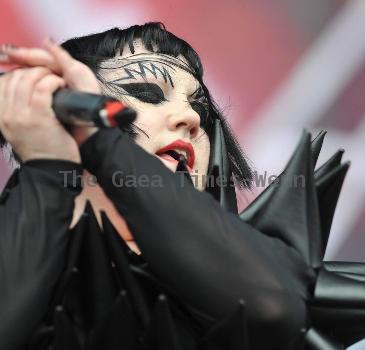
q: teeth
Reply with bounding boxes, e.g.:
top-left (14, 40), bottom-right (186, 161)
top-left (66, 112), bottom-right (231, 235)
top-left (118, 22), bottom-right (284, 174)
top-left (176, 149), bottom-right (187, 158)
top-left (157, 148), bottom-right (188, 161)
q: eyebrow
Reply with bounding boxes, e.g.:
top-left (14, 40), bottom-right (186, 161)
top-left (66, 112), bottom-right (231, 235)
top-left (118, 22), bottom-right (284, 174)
top-left (108, 60), bottom-right (175, 87)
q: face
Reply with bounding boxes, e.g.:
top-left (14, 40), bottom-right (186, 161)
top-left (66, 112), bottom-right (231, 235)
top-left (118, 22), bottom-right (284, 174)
top-left (98, 40), bottom-right (211, 191)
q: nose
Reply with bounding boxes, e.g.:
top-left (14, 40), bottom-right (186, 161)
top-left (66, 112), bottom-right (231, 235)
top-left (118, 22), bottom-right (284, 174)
top-left (166, 105), bottom-right (200, 138)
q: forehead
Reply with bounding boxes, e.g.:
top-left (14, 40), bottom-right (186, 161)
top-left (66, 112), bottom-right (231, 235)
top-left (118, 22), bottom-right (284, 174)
top-left (98, 40), bottom-right (201, 91)
top-left (120, 39), bottom-right (191, 67)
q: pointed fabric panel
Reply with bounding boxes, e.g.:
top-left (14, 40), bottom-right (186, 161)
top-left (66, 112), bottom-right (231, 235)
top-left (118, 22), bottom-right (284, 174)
top-left (240, 130), bottom-right (348, 267)
top-left (240, 130), bottom-right (326, 224)
top-left (27, 325), bottom-right (53, 350)
top-left (315, 162), bottom-right (349, 251)
top-left (77, 201), bottom-right (118, 329)
top-left (313, 268), bottom-right (365, 308)
top-left (53, 306), bottom-right (82, 350)
top-left (241, 131), bottom-right (322, 267)
top-left (323, 261), bottom-right (365, 279)
top-left (205, 119), bottom-right (238, 213)
top-left (102, 211), bottom-right (150, 329)
top-left (311, 130), bottom-right (327, 170)
top-left (304, 327), bottom-right (344, 350)
top-left (314, 149), bottom-right (344, 181)
top-left (48, 212), bottom-right (87, 317)
top-left (142, 295), bottom-right (183, 350)
top-left (310, 267), bottom-right (365, 346)
top-left (87, 291), bottom-right (139, 350)
top-left (199, 301), bottom-right (249, 350)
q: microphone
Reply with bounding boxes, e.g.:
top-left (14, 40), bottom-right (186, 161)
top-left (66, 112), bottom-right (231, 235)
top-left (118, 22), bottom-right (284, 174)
top-left (0, 72), bottom-right (137, 130)
top-left (52, 89), bottom-right (136, 129)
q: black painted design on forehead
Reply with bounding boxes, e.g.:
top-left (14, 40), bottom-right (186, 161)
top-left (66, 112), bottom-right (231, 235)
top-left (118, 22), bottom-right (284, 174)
top-left (98, 52), bottom-right (197, 80)
top-left (110, 61), bottom-right (175, 87)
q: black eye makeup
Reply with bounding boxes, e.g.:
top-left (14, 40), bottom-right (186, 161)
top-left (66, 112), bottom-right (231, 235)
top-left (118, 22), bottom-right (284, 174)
top-left (119, 83), bottom-right (167, 104)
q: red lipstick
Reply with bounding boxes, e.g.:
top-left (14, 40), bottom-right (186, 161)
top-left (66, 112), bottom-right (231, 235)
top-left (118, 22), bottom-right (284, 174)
top-left (156, 140), bottom-right (195, 169)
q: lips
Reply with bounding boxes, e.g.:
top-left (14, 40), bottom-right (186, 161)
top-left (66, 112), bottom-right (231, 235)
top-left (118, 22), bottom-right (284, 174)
top-left (155, 139), bottom-right (195, 169)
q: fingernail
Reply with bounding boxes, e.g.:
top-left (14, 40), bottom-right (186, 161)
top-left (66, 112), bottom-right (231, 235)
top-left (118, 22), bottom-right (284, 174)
top-left (45, 37), bottom-right (57, 45)
top-left (0, 44), bottom-right (18, 52)
top-left (0, 52), bottom-right (9, 60)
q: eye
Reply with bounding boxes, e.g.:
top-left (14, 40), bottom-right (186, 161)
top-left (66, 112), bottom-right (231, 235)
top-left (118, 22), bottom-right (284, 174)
top-left (119, 83), bottom-right (167, 104)
top-left (190, 101), bottom-right (209, 128)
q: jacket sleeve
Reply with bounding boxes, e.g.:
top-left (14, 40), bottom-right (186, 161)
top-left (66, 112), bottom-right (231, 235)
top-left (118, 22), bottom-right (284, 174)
top-left (0, 159), bottom-right (82, 350)
top-left (80, 129), bottom-right (315, 349)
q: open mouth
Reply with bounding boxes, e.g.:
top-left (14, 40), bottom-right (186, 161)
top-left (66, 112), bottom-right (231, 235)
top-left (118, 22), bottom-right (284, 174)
top-left (155, 140), bottom-right (195, 169)
top-left (156, 150), bottom-right (192, 172)
top-left (161, 150), bottom-right (185, 161)
top-left (156, 150), bottom-right (186, 163)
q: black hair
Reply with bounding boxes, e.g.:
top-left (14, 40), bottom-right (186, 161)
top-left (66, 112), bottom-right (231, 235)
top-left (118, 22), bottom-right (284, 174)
top-left (61, 22), bottom-right (253, 188)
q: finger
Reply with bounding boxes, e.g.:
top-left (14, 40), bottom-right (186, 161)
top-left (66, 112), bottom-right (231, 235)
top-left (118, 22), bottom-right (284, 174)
top-left (44, 38), bottom-right (101, 93)
top-left (0, 71), bottom-right (11, 128)
top-left (0, 69), bottom-right (25, 136)
top-left (3, 69), bottom-right (25, 110)
top-left (0, 45), bottom-right (61, 73)
top-left (31, 73), bottom-right (66, 111)
top-left (14, 67), bottom-right (52, 106)
top-left (0, 70), bottom-right (11, 104)
top-left (0, 44), bottom-right (17, 64)
top-left (0, 52), bottom-right (10, 64)
top-left (1, 67), bottom-right (51, 108)
top-left (0, 68), bottom-right (51, 134)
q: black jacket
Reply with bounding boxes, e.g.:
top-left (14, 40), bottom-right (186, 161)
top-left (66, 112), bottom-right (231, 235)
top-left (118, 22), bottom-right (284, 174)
top-left (0, 129), bottom-right (361, 350)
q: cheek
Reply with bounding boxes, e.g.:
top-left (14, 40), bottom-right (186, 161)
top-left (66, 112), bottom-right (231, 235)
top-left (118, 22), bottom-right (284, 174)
top-left (132, 109), bottom-right (162, 152)
top-left (195, 131), bottom-right (210, 175)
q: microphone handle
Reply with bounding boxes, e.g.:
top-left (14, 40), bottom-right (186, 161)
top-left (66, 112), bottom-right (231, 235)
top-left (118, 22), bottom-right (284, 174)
top-left (52, 89), bottom-right (137, 129)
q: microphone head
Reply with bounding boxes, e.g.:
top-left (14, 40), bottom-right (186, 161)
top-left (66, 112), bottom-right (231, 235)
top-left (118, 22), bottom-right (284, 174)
top-left (115, 107), bottom-right (137, 130)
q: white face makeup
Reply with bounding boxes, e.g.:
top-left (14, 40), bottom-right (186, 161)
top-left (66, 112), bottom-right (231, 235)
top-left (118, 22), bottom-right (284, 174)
top-left (98, 41), bottom-right (211, 191)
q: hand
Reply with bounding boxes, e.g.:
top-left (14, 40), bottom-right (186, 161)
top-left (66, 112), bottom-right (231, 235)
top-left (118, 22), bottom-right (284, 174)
top-left (0, 39), bottom-right (100, 94)
top-left (0, 67), bottom-right (81, 162)
top-left (0, 39), bottom-right (101, 145)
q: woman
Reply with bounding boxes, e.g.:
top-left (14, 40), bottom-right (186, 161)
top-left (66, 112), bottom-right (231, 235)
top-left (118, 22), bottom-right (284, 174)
top-left (0, 23), bottom-right (362, 350)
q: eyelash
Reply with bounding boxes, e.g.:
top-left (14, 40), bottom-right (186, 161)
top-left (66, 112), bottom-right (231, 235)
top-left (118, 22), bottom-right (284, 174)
top-left (120, 83), bottom-right (167, 104)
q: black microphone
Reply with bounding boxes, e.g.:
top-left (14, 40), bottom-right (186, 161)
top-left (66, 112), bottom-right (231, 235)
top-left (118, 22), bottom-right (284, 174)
top-left (0, 72), bottom-right (137, 130)
top-left (52, 89), bottom-right (136, 129)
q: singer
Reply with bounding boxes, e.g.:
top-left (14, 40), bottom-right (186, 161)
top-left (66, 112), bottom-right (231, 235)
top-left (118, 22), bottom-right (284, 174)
top-left (0, 23), bottom-right (363, 350)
